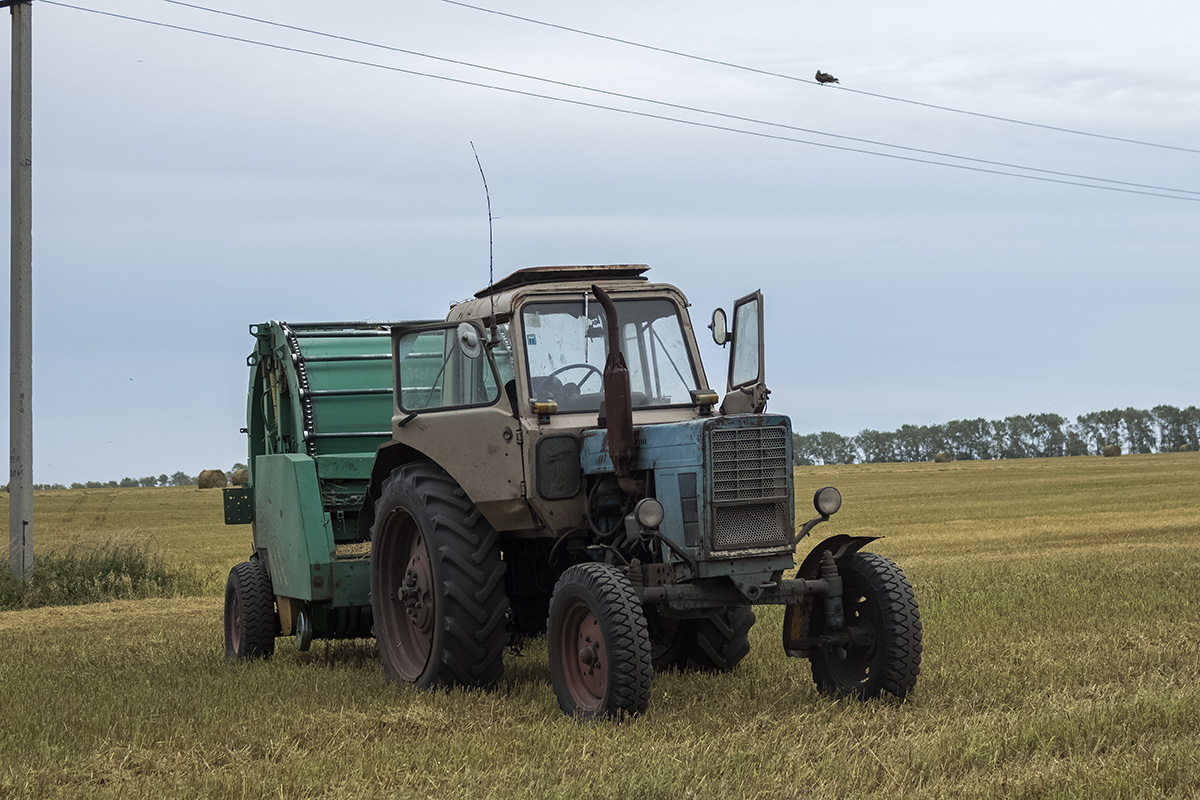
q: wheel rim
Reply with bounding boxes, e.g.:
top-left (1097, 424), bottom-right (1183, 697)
top-left (826, 588), bottom-right (881, 687)
top-left (229, 587), bottom-right (243, 655)
top-left (377, 508), bottom-right (434, 681)
top-left (555, 598), bottom-right (608, 710)
top-left (645, 609), bottom-right (683, 668)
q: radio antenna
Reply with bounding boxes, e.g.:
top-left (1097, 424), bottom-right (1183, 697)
top-left (470, 141), bottom-right (498, 344)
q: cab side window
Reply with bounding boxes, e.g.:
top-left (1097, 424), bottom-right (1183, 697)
top-left (395, 325), bottom-right (500, 412)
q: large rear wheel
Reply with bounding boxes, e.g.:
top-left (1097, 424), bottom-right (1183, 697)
top-left (809, 552), bottom-right (922, 699)
top-left (547, 563), bottom-right (652, 720)
top-left (370, 461), bottom-right (509, 689)
top-left (645, 606), bottom-right (755, 673)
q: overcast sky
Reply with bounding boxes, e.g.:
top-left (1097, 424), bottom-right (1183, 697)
top-left (2, 0), bottom-right (1198, 484)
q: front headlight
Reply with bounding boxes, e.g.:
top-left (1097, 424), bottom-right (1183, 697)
top-left (813, 486), bottom-right (842, 517)
top-left (634, 497), bottom-right (665, 529)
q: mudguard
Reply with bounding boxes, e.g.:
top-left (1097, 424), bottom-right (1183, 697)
top-left (782, 534), bottom-right (880, 657)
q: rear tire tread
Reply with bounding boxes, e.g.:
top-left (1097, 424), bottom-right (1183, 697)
top-left (371, 461), bottom-right (509, 689)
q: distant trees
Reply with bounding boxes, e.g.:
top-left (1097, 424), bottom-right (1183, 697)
top-left (56, 473), bottom-right (199, 490)
top-left (169, 472), bottom-right (195, 486)
top-left (793, 405), bottom-right (1200, 465)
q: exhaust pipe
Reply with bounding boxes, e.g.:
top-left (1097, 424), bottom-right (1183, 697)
top-left (591, 284), bottom-right (639, 494)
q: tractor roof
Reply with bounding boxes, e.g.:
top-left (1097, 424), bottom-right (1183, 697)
top-left (474, 265), bottom-right (649, 298)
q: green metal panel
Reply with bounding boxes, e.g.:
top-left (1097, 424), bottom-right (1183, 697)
top-left (237, 321), bottom-right (429, 541)
top-left (254, 453), bottom-right (334, 603)
top-left (331, 560), bottom-right (371, 607)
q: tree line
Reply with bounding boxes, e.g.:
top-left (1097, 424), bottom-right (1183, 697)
top-left (25, 464), bottom-right (247, 492)
top-left (793, 405), bottom-right (1200, 466)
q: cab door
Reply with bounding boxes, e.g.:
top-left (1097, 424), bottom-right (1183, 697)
top-left (723, 290), bottom-right (769, 414)
top-left (391, 321), bottom-right (532, 530)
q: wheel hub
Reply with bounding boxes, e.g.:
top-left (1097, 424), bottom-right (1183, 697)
top-left (567, 613), bottom-right (607, 700)
top-left (400, 548), bottom-right (433, 633)
top-left (578, 641), bottom-right (600, 669)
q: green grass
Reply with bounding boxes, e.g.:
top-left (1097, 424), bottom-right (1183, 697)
top-left (1, 454), bottom-right (1198, 799)
top-left (0, 542), bottom-right (202, 610)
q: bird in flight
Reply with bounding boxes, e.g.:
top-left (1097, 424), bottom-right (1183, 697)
top-left (815, 70), bottom-right (839, 85)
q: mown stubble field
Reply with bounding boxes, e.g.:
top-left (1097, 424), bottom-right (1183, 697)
top-left (1, 453), bottom-right (1198, 799)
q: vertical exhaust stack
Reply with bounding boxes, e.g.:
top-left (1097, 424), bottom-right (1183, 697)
top-left (591, 285), bottom-right (639, 494)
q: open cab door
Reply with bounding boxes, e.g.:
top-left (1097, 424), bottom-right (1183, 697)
top-left (712, 290), bottom-right (769, 414)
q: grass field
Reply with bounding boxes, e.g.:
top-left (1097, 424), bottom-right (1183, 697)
top-left (1, 454), bottom-right (1198, 799)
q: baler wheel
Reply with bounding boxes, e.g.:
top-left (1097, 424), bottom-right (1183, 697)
top-left (547, 563), bottom-right (652, 720)
top-left (224, 561), bottom-right (277, 661)
top-left (371, 461), bottom-right (508, 689)
top-left (809, 551), bottom-right (922, 699)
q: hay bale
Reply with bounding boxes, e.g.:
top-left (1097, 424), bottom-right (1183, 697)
top-left (230, 468), bottom-right (249, 486)
top-left (198, 469), bottom-right (228, 489)
top-left (933, 452), bottom-right (952, 463)
top-left (1181, 444), bottom-right (1193, 452)
top-left (1102, 444), bottom-right (1122, 458)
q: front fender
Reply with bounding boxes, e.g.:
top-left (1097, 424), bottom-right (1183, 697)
top-left (782, 534), bottom-right (880, 657)
top-left (795, 534), bottom-right (880, 580)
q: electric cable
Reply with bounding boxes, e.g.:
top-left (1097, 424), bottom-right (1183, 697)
top-left (41, 1), bottom-right (1200, 203)
top-left (439, 0), bottom-right (1200, 155)
top-left (128, 0), bottom-right (1200, 197)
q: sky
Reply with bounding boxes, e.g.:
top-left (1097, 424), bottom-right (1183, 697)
top-left (2, 0), bottom-right (1198, 485)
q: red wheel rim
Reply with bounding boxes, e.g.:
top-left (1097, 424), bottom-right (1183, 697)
top-left (377, 509), bottom-right (434, 681)
top-left (556, 598), bottom-right (607, 710)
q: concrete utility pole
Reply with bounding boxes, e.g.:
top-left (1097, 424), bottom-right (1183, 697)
top-left (7, 0), bottom-right (31, 582)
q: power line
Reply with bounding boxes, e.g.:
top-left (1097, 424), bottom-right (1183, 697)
top-left (40, 1), bottom-right (1200, 203)
top-left (125, 0), bottom-right (1200, 198)
top-left (439, 0), bottom-right (1200, 156)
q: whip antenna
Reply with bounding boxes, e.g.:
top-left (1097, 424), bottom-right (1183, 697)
top-left (470, 141), bottom-right (498, 344)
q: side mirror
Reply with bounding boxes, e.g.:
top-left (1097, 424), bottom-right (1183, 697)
top-left (457, 322), bottom-right (482, 359)
top-left (709, 308), bottom-right (728, 347)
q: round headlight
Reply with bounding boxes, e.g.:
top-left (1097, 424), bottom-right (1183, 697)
top-left (813, 486), bottom-right (842, 517)
top-left (634, 498), bottom-right (665, 529)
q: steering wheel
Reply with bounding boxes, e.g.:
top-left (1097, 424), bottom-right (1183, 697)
top-left (547, 363), bottom-right (603, 392)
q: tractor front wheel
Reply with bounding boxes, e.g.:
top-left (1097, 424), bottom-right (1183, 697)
top-left (809, 551), bottom-right (922, 699)
top-left (547, 563), bottom-right (652, 720)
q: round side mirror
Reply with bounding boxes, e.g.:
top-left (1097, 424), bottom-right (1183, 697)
top-left (813, 486), bottom-right (842, 517)
top-left (457, 322), bottom-right (482, 359)
top-left (709, 308), bottom-right (728, 346)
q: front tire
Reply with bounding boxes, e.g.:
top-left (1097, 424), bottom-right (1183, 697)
top-left (224, 561), bottom-right (276, 661)
top-left (547, 563), bottom-right (653, 720)
top-left (370, 461), bottom-right (509, 689)
top-left (809, 552), bottom-right (922, 699)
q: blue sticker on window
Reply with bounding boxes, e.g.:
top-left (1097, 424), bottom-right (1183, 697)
top-left (526, 334), bottom-right (537, 346)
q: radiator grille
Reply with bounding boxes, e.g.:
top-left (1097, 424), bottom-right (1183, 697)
top-left (710, 426), bottom-right (790, 502)
top-left (708, 424), bottom-right (791, 551)
top-left (712, 504), bottom-right (786, 550)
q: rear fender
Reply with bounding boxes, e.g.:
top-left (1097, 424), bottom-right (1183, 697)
top-left (356, 441), bottom-right (427, 539)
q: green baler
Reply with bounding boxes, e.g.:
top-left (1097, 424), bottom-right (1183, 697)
top-left (223, 320), bottom-right (433, 653)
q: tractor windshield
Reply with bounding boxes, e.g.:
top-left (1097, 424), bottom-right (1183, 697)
top-left (522, 297), bottom-right (700, 412)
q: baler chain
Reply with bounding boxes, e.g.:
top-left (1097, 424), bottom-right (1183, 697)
top-left (281, 323), bottom-right (318, 457)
